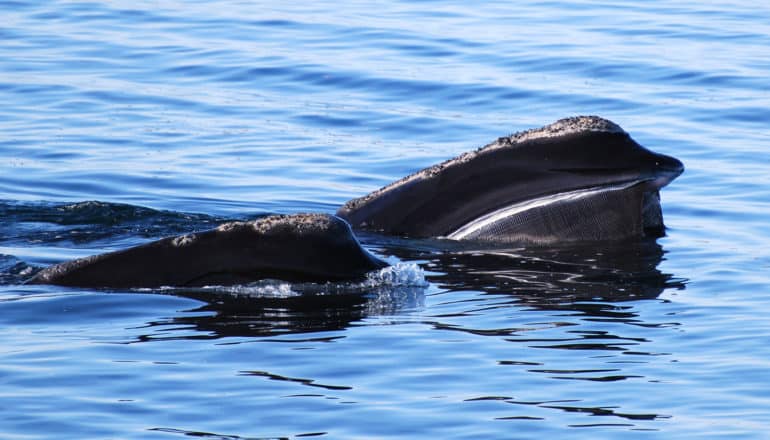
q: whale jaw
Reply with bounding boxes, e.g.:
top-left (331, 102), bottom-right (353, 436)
top-left (445, 181), bottom-right (662, 245)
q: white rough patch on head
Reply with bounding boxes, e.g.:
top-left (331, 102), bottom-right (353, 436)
top-left (214, 214), bottom-right (343, 236)
top-left (417, 117), bottom-right (626, 179)
top-left (172, 233), bottom-right (197, 247)
top-left (508, 115), bottom-right (626, 144)
top-left (249, 213), bottom-right (341, 235)
top-left (217, 221), bottom-right (247, 232)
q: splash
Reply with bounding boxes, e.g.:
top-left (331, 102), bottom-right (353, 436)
top-left (361, 262), bottom-right (428, 288)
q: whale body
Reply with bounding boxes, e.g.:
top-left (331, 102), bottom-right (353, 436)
top-left (337, 116), bottom-right (683, 244)
top-left (28, 116), bottom-right (684, 288)
top-left (28, 214), bottom-right (387, 288)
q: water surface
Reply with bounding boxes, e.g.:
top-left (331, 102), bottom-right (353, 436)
top-left (2, 1), bottom-right (770, 438)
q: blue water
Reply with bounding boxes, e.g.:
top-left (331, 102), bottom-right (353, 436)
top-left (2, 1), bottom-right (770, 438)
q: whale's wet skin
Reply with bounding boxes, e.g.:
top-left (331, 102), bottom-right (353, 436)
top-left (28, 116), bottom-right (682, 288)
top-left (338, 116), bottom-right (683, 244)
top-left (28, 213), bottom-right (386, 288)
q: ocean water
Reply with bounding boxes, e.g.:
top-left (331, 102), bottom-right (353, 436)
top-left (1, 1), bottom-right (769, 438)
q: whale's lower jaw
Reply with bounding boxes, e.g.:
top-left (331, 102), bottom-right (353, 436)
top-left (445, 181), bottom-right (659, 245)
top-left (641, 190), bottom-right (664, 237)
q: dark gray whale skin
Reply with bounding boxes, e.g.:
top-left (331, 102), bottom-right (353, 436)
top-left (28, 116), bottom-right (684, 288)
top-left (337, 116), bottom-right (684, 244)
top-left (27, 214), bottom-right (387, 288)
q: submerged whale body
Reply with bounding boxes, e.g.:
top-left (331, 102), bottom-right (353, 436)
top-left (337, 116), bottom-right (683, 244)
top-left (28, 214), bottom-right (387, 288)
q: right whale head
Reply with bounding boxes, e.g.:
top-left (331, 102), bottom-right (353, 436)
top-left (337, 116), bottom-right (683, 244)
top-left (28, 213), bottom-right (388, 288)
top-left (220, 213), bottom-right (389, 282)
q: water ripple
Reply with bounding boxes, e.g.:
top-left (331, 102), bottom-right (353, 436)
top-left (1, 0), bottom-right (770, 438)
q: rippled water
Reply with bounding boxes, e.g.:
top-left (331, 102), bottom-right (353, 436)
top-left (2, 1), bottom-right (770, 438)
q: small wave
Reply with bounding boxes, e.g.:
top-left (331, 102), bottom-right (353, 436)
top-left (135, 263), bottom-right (428, 316)
top-left (0, 254), bottom-right (37, 285)
top-left (148, 262), bottom-right (427, 298)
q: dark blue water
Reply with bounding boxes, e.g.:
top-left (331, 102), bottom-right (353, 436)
top-left (2, 1), bottom-right (770, 438)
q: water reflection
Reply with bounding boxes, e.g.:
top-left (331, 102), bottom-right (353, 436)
top-left (134, 236), bottom-right (684, 342)
top-left (137, 282), bottom-right (425, 340)
top-left (375, 236), bottom-right (685, 305)
top-left (3, 210), bottom-right (686, 433)
top-left (465, 396), bottom-right (668, 424)
top-left (373, 235), bottom-right (685, 357)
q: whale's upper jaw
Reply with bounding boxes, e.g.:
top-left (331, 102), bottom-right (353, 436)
top-left (548, 150), bottom-right (684, 192)
top-left (652, 153), bottom-right (685, 188)
top-left (336, 116), bottom-right (684, 243)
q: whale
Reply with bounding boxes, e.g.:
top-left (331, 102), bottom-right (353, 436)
top-left (337, 116), bottom-right (683, 244)
top-left (27, 214), bottom-right (387, 288)
top-left (27, 116), bottom-right (684, 288)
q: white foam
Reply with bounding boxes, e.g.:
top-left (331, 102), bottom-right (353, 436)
top-left (146, 280), bottom-right (300, 298)
top-left (145, 262), bottom-right (427, 298)
top-left (203, 281), bottom-right (300, 298)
